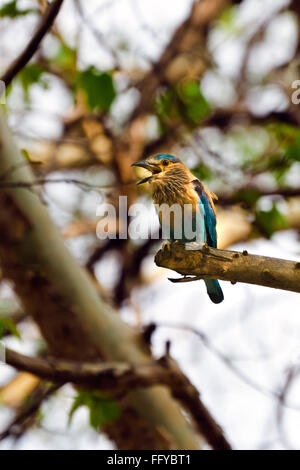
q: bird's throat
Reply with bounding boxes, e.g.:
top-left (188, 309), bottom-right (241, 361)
top-left (151, 171), bottom-right (192, 205)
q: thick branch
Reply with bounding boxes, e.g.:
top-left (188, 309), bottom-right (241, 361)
top-left (1, 0), bottom-right (64, 87)
top-left (5, 348), bottom-right (231, 450)
top-left (155, 245), bottom-right (300, 293)
top-left (5, 348), bottom-right (166, 388)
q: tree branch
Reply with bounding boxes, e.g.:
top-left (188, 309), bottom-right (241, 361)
top-left (1, 0), bottom-right (64, 87)
top-left (155, 244), bottom-right (300, 293)
top-left (5, 347), bottom-right (231, 450)
top-left (218, 188), bottom-right (300, 206)
top-left (127, 0), bottom-right (231, 124)
top-left (0, 109), bottom-right (202, 450)
top-left (0, 382), bottom-right (60, 442)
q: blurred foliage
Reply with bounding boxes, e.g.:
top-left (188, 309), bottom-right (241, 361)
top-left (218, 5), bottom-right (240, 32)
top-left (15, 64), bottom-right (48, 102)
top-left (177, 80), bottom-right (211, 125)
top-left (53, 43), bottom-right (76, 71)
top-left (255, 203), bottom-right (287, 238)
top-left (0, 317), bottom-right (20, 339)
top-left (191, 163), bottom-right (212, 182)
top-left (155, 80), bottom-right (210, 128)
top-left (268, 123), bottom-right (300, 163)
top-left (224, 123), bottom-right (300, 185)
top-left (69, 390), bottom-right (120, 429)
top-left (230, 127), bottom-right (268, 165)
top-left (77, 67), bottom-right (116, 112)
top-left (0, 0), bottom-right (36, 18)
top-left (285, 135), bottom-right (300, 162)
top-left (232, 189), bottom-right (262, 208)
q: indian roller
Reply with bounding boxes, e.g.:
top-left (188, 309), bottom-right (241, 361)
top-left (132, 153), bottom-right (224, 304)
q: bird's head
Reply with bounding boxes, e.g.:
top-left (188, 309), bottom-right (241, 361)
top-left (131, 154), bottom-right (184, 186)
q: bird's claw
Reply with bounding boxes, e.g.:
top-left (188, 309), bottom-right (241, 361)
top-left (162, 240), bottom-right (171, 252)
top-left (168, 275), bottom-right (203, 283)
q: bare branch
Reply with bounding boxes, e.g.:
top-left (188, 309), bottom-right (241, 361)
top-left (5, 347), bottom-right (231, 450)
top-left (0, 177), bottom-right (125, 192)
top-left (74, 0), bottom-right (120, 68)
top-left (155, 244), bottom-right (300, 294)
top-left (1, 0), bottom-right (64, 87)
top-left (218, 188), bottom-right (300, 206)
top-left (127, 0), bottom-right (232, 124)
top-left (0, 383), bottom-right (60, 442)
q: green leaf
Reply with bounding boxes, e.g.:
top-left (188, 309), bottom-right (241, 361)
top-left (177, 80), bottom-right (211, 125)
top-left (233, 189), bottom-right (262, 207)
top-left (21, 149), bottom-right (32, 161)
top-left (0, 0), bottom-right (36, 18)
top-left (268, 123), bottom-right (300, 162)
top-left (155, 81), bottom-right (211, 127)
top-left (272, 162), bottom-right (291, 183)
top-left (155, 88), bottom-right (179, 122)
top-left (21, 149), bottom-right (42, 165)
top-left (268, 122), bottom-right (299, 140)
top-left (285, 135), bottom-right (300, 162)
top-left (53, 44), bottom-right (76, 71)
top-left (218, 6), bottom-right (239, 32)
top-left (255, 203), bottom-right (287, 238)
top-left (18, 64), bottom-right (47, 102)
top-left (77, 67), bottom-right (116, 112)
top-left (69, 390), bottom-right (120, 429)
top-left (0, 317), bottom-right (20, 340)
top-left (89, 397), bottom-right (119, 429)
top-left (191, 164), bottom-right (212, 181)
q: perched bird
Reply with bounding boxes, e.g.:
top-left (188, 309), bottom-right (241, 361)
top-left (132, 153), bottom-right (224, 304)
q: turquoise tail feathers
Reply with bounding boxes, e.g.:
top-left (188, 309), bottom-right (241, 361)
top-left (204, 279), bottom-right (224, 304)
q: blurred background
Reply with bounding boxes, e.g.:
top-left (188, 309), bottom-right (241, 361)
top-left (0, 0), bottom-right (300, 450)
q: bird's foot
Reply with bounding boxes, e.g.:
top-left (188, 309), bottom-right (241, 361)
top-left (201, 242), bottom-right (210, 253)
top-left (161, 240), bottom-right (171, 252)
top-left (168, 275), bottom-right (203, 283)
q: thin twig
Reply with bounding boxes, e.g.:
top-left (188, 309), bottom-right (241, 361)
top-left (0, 177), bottom-right (135, 192)
top-left (0, 383), bottom-right (60, 442)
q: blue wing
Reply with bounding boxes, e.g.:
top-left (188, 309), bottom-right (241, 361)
top-left (193, 180), bottom-right (217, 248)
top-left (192, 180), bottom-right (223, 303)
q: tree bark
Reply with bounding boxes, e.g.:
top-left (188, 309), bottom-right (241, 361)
top-left (4, 347), bottom-right (231, 450)
top-left (155, 244), bottom-right (300, 293)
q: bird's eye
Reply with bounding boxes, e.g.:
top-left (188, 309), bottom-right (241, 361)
top-left (162, 160), bottom-right (169, 166)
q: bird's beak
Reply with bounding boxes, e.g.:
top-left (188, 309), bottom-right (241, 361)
top-left (131, 160), bottom-right (160, 185)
